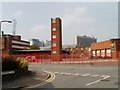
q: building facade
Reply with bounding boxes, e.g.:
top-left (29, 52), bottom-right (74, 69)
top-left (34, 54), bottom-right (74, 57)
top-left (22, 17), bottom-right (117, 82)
top-left (63, 38), bottom-right (120, 59)
top-left (29, 39), bottom-right (51, 47)
top-left (65, 46), bottom-right (91, 58)
top-left (44, 40), bottom-right (51, 47)
top-left (91, 38), bottom-right (120, 59)
top-left (74, 35), bottom-right (97, 47)
top-left (0, 34), bottom-right (30, 55)
top-left (29, 39), bottom-right (43, 47)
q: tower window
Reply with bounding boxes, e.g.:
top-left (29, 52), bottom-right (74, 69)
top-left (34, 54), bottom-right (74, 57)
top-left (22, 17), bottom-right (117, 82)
top-left (52, 19), bottom-right (56, 23)
top-left (52, 27), bottom-right (56, 31)
top-left (52, 35), bottom-right (56, 38)
top-left (52, 51), bottom-right (56, 54)
top-left (52, 43), bottom-right (56, 46)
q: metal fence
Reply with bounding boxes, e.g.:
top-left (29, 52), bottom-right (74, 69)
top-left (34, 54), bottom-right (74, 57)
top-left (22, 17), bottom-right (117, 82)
top-left (2, 54), bottom-right (118, 65)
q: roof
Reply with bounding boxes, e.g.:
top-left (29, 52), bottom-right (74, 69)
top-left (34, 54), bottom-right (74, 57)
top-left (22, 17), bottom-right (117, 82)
top-left (110, 38), bottom-right (120, 41)
top-left (17, 49), bottom-right (51, 52)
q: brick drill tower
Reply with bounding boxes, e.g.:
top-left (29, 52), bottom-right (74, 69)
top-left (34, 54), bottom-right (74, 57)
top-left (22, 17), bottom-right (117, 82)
top-left (51, 17), bottom-right (62, 61)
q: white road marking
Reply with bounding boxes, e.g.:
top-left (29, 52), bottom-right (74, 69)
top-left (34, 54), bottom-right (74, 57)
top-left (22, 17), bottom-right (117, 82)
top-left (54, 72), bottom-right (60, 74)
top-left (102, 76), bottom-right (110, 79)
top-left (86, 75), bottom-right (110, 86)
top-left (100, 75), bottom-right (109, 77)
top-left (90, 74), bottom-right (99, 77)
top-left (53, 71), bottom-right (110, 86)
top-left (86, 78), bottom-right (103, 86)
top-left (72, 73), bottom-right (80, 76)
top-left (65, 73), bottom-right (72, 75)
top-left (81, 74), bottom-right (90, 77)
top-left (60, 72), bottom-right (68, 75)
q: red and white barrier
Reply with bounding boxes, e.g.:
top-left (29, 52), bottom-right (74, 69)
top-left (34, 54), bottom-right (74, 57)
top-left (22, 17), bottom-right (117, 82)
top-left (2, 54), bottom-right (118, 65)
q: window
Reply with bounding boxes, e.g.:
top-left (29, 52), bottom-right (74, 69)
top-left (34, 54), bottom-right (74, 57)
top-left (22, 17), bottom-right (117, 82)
top-left (52, 35), bottom-right (56, 38)
top-left (106, 49), bottom-right (111, 57)
top-left (52, 51), bottom-right (56, 54)
top-left (88, 48), bottom-right (91, 51)
top-left (96, 50), bottom-right (100, 56)
top-left (101, 50), bottom-right (105, 57)
top-left (81, 48), bottom-right (83, 50)
top-left (92, 51), bottom-right (96, 56)
top-left (52, 27), bottom-right (56, 31)
top-left (12, 40), bottom-right (30, 45)
top-left (52, 19), bottom-right (56, 23)
top-left (111, 43), bottom-right (114, 52)
top-left (52, 43), bottom-right (56, 46)
top-left (12, 45), bottom-right (29, 49)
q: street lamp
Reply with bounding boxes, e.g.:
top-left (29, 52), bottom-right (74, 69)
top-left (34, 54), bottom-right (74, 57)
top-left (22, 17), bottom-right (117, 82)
top-left (1, 20), bottom-right (12, 23)
top-left (0, 20), bottom-right (12, 36)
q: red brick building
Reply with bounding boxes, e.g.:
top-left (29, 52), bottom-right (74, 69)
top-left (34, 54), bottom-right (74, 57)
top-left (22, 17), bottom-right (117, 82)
top-left (91, 38), bottom-right (120, 59)
top-left (64, 38), bottom-right (120, 59)
top-left (0, 33), bottom-right (30, 55)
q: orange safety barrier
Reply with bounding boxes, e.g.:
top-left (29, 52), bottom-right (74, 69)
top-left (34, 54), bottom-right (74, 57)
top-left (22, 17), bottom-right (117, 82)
top-left (2, 54), bottom-right (118, 65)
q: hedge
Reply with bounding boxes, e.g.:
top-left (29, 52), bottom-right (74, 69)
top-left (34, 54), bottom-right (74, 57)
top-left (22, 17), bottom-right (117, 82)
top-left (2, 56), bottom-right (29, 72)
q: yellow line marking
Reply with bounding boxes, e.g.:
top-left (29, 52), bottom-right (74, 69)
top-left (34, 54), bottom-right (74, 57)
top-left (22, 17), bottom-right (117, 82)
top-left (11, 70), bottom-right (55, 88)
top-left (25, 70), bottom-right (56, 88)
top-left (34, 77), bottom-right (46, 81)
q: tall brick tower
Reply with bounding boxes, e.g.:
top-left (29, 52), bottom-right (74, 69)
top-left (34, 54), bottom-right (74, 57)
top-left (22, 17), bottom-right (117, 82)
top-left (51, 17), bottom-right (62, 60)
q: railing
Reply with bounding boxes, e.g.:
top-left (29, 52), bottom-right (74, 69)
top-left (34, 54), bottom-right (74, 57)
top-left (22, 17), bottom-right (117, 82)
top-left (2, 54), bottom-right (118, 65)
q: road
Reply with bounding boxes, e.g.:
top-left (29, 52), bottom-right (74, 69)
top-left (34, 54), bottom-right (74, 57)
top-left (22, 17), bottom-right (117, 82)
top-left (28, 63), bottom-right (118, 88)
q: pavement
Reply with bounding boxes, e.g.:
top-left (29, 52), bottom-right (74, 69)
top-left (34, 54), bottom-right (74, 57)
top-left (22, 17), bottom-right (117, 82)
top-left (2, 69), bottom-right (54, 89)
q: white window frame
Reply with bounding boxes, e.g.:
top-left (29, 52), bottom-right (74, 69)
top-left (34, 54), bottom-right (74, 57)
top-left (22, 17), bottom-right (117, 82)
top-left (52, 51), bottom-right (56, 54)
top-left (52, 35), bottom-right (56, 38)
top-left (12, 45), bottom-right (29, 49)
top-left (52, 43), bottom-right (56, 46)
top-left (52, 19), bottom-right (56, 23)
top-left (12, 40), bottom-right (30, 46)
top-left (52, 27), bottom-right (56, 31)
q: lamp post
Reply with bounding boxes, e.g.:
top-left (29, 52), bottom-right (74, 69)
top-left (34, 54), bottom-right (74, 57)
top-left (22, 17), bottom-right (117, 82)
top-left (0, 20), bottom-right (12, 36)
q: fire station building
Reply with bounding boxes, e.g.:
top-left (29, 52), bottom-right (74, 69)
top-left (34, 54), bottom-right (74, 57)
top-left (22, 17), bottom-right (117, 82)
top-left (91, 38), bottom-right (120, 59)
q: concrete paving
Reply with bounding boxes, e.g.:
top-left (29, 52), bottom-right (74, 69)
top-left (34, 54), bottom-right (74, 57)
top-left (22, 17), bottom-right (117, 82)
top-left (2, 70), bottom-right (49, 89)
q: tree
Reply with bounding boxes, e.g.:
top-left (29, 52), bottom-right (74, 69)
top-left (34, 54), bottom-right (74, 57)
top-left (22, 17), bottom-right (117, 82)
top-left (29, 45), bottom-right (40, 50)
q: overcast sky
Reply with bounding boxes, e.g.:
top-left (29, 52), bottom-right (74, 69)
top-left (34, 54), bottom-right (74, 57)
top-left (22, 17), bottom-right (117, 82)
top-left (2, 2), bottom-right (118, 45)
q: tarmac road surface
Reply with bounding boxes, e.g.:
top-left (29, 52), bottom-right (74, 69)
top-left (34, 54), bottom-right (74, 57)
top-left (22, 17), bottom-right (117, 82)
top-left (29, 63), bottom-right (118, 88)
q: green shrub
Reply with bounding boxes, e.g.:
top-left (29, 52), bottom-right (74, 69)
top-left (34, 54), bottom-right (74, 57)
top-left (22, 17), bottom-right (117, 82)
top-left (15, 58), bottom-right (29, 71)
top-left (2, 56), bottom-right (29, 72)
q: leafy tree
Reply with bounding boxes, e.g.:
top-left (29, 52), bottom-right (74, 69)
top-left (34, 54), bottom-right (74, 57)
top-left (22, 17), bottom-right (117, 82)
top-left (29, 45), bottom-right (40, 50)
